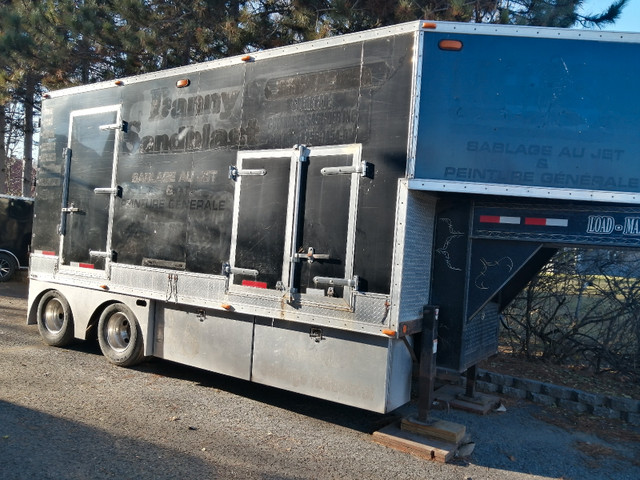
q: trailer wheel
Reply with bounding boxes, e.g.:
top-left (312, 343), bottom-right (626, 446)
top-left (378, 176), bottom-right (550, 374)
top-left (0, 253), bottom-right (17, 282)
top-left (97, 303), bottom-right (144, 367)
top-left (37, 291), bottom-right (75, 346)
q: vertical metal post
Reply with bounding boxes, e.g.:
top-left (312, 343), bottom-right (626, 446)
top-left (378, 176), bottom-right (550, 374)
top-left (417, 305), bottom-right (439, 423)
top-left (465, 364), bottom-right (477, 398)
top-left (287, 144), bottom-right (308, 300)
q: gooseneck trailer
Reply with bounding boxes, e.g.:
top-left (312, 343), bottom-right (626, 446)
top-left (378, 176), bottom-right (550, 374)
top-left (28, 21), bottom-right (640, 413)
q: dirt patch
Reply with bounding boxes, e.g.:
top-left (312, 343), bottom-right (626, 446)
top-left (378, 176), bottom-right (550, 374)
top-left (574, 440), bottom-right (640, 469)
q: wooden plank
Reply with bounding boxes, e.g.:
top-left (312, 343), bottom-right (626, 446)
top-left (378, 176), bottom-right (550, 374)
top-left (372, 422), bottom-right (456, 463)
top-left (400, 416), bottom-right (466, 444)
top-left (450, 394), bottom-right (498, 415)
top-left (434, 384), bottom-right (500, 415)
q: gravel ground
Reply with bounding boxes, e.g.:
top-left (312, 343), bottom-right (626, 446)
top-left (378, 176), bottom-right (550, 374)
top-left (1, 279), bottom-right (639, 480)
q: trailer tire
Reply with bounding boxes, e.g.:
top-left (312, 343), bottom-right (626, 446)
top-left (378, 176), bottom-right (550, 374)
top-left (98, 303), bottom-right (144, 367)
top-left (0, 252), bottom-right (17, 282)
top-left (37, 291), bottom-right (75, 346)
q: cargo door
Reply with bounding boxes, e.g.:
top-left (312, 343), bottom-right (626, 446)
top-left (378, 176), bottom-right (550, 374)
top-left (60, 106), bottom-right (124, 271)
top-left (229, 144), bottom-right (363, 307)
top-left (292, 144), bottom-right (362, 305)
top-left (228, 149), bottom-right (293, 291)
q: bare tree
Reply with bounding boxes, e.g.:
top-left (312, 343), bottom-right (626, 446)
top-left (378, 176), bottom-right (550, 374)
top-left (502, 248), bottom-right (640, 379)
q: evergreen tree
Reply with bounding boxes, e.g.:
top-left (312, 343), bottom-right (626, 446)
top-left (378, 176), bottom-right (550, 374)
top-left (0, 0), bottom-right (631, 195)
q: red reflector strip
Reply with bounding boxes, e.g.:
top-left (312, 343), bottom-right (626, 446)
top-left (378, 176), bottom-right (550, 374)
top-left (524, 217), bottom-right (568, 227)
top-left (71, 262), bottom-right (95, 269)
top-left (242, 280), bottom-right (267, 289)
top-left (40, 250), bottom-right (56, 256)
top-left (479, 215), bottom-right (520, 225)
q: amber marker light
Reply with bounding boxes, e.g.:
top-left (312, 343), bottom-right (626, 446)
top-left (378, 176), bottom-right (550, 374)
top-left (241, 55), bottom-right (253, 62)
top-left (439, 39), bottom-right (463, 51)
top-left (382, 329), bottom-right (396, 337)
top-left (99, 285), bottom-right (110, 290)
top-left (176, 79), bottom-right (190, 88)
top-left (114, 80), bottom-right (124, 86)
top-left (422, 21), bottom-right (437, 29)
top-left (221, 303), bottom-right (233, 311)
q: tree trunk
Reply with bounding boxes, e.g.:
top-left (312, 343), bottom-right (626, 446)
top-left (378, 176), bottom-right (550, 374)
top-left (0, 104), bottom-right (7, 194)
top-left (22, 73), bottom-right (35, 197)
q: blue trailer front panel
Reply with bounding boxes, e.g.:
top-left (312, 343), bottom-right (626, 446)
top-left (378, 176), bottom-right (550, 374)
top-left (413, 28), bottom-right (640, 202)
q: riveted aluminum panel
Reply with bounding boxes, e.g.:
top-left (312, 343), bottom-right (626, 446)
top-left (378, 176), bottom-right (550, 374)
top-left (154, 305), bottom-right (253, 380)
top-left (251, 319), bottom-right (393, 412)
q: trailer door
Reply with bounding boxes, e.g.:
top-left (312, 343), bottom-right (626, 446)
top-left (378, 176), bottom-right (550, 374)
top-left (230, 144), bottom-right (362, 307)
top-left (60, 106), bottom-right (123, 271)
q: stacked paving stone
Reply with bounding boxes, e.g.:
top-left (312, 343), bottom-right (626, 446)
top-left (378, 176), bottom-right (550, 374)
top-left (475, 370), bottom-right (640, 426)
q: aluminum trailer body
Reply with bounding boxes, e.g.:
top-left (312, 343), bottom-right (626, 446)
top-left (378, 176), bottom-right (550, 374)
top-left (28, 21), bottom-right (640, 413)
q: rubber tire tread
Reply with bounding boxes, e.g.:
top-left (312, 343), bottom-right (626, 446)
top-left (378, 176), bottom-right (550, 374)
top-left (97, 303), bottom-right (144, 367)
top-left (36, 290), bottom-right (75, 347)
top-left (0, 252), bottom-right (17, 282)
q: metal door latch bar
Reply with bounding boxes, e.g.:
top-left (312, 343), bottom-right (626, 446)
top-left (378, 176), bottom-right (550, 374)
top-left (222, 263), bottom-right (259, 277)
top-left (321, 161), bottom-right (370, 177)
top-left (313, 275), bottom-right (358, 289)
top-left (228, 166), bottom-right (267, 181)
top-left (94, 186), bottom-right (123, 197)
top-left (99, 121), bottom-right (128, 132)
top-left (89, 250), bottom-right (117, 261)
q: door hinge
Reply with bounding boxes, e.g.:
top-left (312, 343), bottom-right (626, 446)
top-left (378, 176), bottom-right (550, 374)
top-left (61, 204), bottom-right (80, 214)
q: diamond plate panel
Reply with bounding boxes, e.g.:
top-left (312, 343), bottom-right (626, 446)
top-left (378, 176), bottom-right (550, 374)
top-left (29, 255), bottom-right (58, 277)
top-left (111, 264), bottom-right (168, 298)
top-left (353, 293), bottom-right (390, 325)
top-left (391, 185), bottom-right (437, 328)
top-left (461, 301), bottom-right (500, 370)
top-left (107, 265), bottom-right (390, 335)
top-left (176, 273), bottom-right (227, 304)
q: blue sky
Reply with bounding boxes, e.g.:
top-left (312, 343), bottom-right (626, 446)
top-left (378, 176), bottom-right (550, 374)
top-left (581, 0), bottom-right (640, 31)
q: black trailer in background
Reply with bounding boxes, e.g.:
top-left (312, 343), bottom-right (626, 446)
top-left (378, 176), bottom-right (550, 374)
top-left (0, 195), bottom-right (33, 281)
